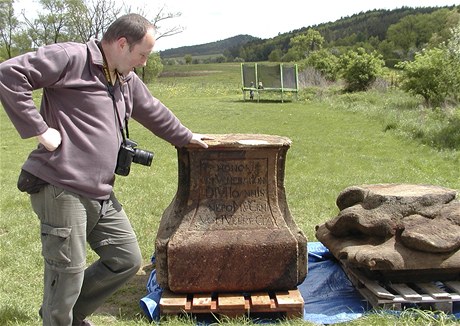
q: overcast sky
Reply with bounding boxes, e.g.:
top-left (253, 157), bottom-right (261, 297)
top-left (14, 0), bottom-right (459, 51)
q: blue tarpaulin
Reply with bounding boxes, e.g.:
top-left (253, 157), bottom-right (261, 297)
top-left (140, 242), bottom-right (460, 324)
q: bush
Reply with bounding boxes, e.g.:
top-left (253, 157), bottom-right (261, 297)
top-left (268, 49), bottom-right (283, 62)
top-left (338, 47), bottom-right (385, 92)
top-left (136, 52), bottom-right (163, 83)
top-left (184, 54), bottom-right (192, 64)
top-left (396, 23), bottom-right (460, 107)
top-left (299, 49), bottom-right (339, 81)
top-left (396, 47), bottom-right (459, 107)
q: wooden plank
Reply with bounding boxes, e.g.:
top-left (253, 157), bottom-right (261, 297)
top-left (342, 264), bottom-right (395, 299)
top-left (389, 283), bottom-right (423, 301)
top-left (159, 289), bottom-right (304, 319)
top-left (445, 281), bottom-right (460, 294)
top-left (249, 292), bottom-right (272, 309)
top-left (218, 293), bottom-right (246, 310)
top-left (217, 293), bottom-right (246, 317)
top-left (211, 297), bottom-right (217, 311)
top-left (244, 292), bottom-right (273, 313)
top-left (339, 264), bottom-right (460, 314)
top-left (159, 290), bottom-right (187, 313)
top-left (160, 290), bottom-right (187, 307)
top-left (185, 296), bottom-right (192, 311)
top-left (416, 282), bottom-right (451, 299)
top-left (275, 290), bottom-right (304, 308)
top-left (358, 288), bottom-right (402, 310)
top-left (276, 290), bottom-right (304, 319)
top-left (192, 293), bottom-right (212, 311)
top-left (268, 292), bottom-right (277, 309)
top-left (362, 279), bottom-right (395, 300)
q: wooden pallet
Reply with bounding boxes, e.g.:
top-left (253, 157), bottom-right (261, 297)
top-left (343, 265), bottom-right (460, 313)
top-left (160, 289), bottom-right (304, 319)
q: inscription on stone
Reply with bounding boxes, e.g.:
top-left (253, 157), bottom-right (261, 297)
top-left (190, 158), bottom-right (277, 230)
top-left (155, 134), bottom-right (308, 293)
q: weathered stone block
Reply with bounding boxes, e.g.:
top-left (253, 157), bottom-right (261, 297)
top-left (155, 134), bottom-right (307, 293)
top-left (316, 183), bottom-right (460, 281)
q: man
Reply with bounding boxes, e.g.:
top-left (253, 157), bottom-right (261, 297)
top-left (0, 13), bottom-right (209, 326)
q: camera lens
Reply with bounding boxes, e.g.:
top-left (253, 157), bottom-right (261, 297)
top-left (133, 149), bottom-right (154, 166)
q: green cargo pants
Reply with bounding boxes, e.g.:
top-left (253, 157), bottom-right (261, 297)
top-left (30, 185), bottom-right (142, 326)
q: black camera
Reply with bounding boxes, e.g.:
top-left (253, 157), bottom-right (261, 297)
top-left (115, 139), bottom-right (154, 176)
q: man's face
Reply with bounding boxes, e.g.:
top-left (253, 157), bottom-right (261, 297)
top-left (117, 28), bottom-right (156, 76)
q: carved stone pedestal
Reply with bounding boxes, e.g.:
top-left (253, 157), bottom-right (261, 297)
top-left (155, 134), bottom-right (307, 293)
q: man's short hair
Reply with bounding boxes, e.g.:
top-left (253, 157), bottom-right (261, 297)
top-left (103, 13), bottom-right (155, 50)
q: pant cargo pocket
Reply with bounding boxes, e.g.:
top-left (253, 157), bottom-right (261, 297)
top-left (41, 223), bottom-right (72, 265)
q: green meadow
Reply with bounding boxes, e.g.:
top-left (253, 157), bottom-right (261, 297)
top-left (1, 62), bottom-right (459, 325)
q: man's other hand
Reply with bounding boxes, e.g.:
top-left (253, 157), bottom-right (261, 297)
top-left (37, 128), bottom-right (62, 151)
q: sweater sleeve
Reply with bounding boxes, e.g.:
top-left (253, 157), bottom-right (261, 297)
top-left (0, 44), bottom-right (69, 139)
top-left (128, 75), bottom-right (193, 148)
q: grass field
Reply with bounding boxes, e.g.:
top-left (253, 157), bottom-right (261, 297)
top-left (1, 62), bottom-right (459, 325)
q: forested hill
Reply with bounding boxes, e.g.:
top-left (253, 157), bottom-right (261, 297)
top-left (301, 6), bottom-right (443, 45)
top-left (159, 34), bottom-right (258, 58)
top-left (159, 5), bottom-right (459, 63)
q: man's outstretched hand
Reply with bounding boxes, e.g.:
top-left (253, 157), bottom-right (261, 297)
top-left (189, 133), bottom-right (214, 148)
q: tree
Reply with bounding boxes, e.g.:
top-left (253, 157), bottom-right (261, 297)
top-left (339, 47), bottom-right (385, 92)
top-left (66, 0), bottom-right (122, 42)
top-left (397, 24), bottom-right (460, 107)
top-left (444, 23), bottom-right (460, 103)
top-left (289, 29), bottom-right (324, 60)
top-left (387, 15), bottom-right (422, 51)
top-left (299, 49), bottom-right (339, 81)
top-left (268, 48), bottom-right (282, 62)
top-left (378, 39), bottom-right (399, 67)
top-left (397, 48), bottom-right (451, 107)
top-left (386, 9), bottom-right (458, 60)
top-left (150, 6), bottom-right (184, 41)
top-left (0, 0), bottom-right (20, 58)
top-left (21, 0), bottom-right (122, 45)
top-left (137, 52), bottom-right (163, 83)
top-left (21, 0), bottom-right (73, 46)
top-left (17, 1), bottom-right (184, 49)
top-left (121, 3), bottom-right (184, 41)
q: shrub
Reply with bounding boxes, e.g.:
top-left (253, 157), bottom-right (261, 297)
top-left (136, 52), bottom-right (163, 83)
top-left (184, 54), bottom-right (192, 64)
top-left (396, 23), bottom-right (460, 107)
top-left (338, 47), bottom-right (385, 92)
top-left (268, 49), bottom-right (283, 62)
top-left (396, 48), bottom-right (457, 107)
top-left (299, 49), bottom-right (339, 81)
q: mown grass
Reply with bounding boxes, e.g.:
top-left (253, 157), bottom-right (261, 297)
top-left (0, 62), bottom-right (459, 325)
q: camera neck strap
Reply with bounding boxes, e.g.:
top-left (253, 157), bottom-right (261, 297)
top-left (97, 42), bottom-right (130, 143)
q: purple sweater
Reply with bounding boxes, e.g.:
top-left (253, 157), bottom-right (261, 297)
top-left (0, 39), bottom-right (192, 200)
